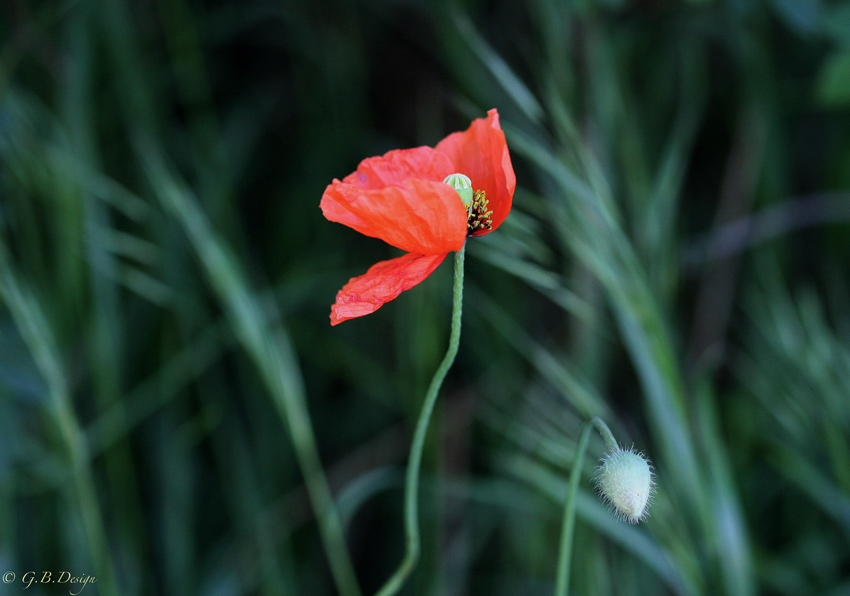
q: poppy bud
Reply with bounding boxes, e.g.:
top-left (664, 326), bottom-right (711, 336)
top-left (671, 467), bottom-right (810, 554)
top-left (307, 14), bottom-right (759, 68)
top-left (595, 447), bottom-right (654, 524)
top-left (443, 173), bottom-right (473, 208)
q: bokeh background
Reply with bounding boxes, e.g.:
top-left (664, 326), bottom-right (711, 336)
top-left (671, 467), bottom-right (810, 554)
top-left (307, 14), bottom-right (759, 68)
top-left (2, 0), bottom-right (850, 594)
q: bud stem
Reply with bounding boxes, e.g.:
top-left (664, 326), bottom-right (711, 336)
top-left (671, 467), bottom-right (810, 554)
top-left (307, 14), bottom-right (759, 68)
top-left (554, 418), bottom-right (595, 596)
top-left (554, 416), bottom-right (621, 596)
top-left (592, 417), bottom-right (618, 453)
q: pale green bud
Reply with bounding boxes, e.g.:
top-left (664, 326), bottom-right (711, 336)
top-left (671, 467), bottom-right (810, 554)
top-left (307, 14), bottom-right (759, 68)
top-left (443, 173), bottom-right (473, 208)
top-left (595, 447), bottom-right (654, 524)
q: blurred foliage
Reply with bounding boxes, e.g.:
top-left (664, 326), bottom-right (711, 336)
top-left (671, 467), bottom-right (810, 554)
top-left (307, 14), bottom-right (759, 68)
top-left (1, 0), bottom-right (850, 595)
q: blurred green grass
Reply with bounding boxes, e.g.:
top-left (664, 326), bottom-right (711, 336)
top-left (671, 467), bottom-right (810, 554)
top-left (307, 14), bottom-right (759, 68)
top-left (1, 0), bottom-right (850, 595)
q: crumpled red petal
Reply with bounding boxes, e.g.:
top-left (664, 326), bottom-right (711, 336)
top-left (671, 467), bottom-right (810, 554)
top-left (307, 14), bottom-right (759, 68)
top-left (435, 108), bottom-right (515, 234)
top-left (320, 146), bottom-right (455, 237)
top-left (330, 252), bottom-right (449, 325)
top-left (321, 178), bottom-right (467, 255)
top-left (336, 146), bottom-right (455, 190)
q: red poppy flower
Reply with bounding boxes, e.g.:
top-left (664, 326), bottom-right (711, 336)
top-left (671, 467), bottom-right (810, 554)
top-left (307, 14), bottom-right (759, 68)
top-left (321, 109), bottom-right (515, 325)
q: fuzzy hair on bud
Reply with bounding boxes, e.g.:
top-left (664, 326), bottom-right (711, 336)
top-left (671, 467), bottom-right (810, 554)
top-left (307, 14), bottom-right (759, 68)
top-left (595, 446), bottom-right (655, 524)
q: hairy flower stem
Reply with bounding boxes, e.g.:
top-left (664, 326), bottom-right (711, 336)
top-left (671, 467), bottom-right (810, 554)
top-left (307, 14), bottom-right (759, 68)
top-left (554, 417), bottom-right (617, 596)
top-left (375, 243), bottom-right (466, 596)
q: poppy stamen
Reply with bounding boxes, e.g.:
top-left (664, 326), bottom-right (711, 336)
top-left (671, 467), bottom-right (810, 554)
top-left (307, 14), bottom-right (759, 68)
top-left (467, 190), bottom-right (493, 235)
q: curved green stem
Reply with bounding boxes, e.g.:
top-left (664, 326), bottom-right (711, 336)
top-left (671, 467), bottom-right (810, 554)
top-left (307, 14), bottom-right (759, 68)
top-left (591, 417), bottom-right (618, 454)
top-left (375, 244), bottom-right (466, 596)
top-left (554, 417), bottom-right (617, 596)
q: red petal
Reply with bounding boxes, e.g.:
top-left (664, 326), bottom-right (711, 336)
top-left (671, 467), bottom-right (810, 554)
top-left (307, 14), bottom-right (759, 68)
top-left (321, 178), bottom-right (467, 254)
top-left (435, 109), bottom-right (515, 233)
top-left (337, 146), bottom-right (455, 190)
top-left (330, 252), bottom-right (448, 325)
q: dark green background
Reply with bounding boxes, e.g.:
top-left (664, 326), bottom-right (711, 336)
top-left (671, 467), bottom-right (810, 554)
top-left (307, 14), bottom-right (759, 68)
top-left (2, 0), bottom-right (850, 594)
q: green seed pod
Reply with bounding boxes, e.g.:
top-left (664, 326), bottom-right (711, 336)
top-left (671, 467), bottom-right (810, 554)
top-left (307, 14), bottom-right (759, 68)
top-left (595, 447), bottom-right (654, 524)
top-left (443, 173), bottom-right (473, 208)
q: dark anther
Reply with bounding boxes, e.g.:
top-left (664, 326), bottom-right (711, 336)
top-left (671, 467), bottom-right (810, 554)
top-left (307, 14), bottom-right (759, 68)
top-left (467, 190), bottom-right (493, 235)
